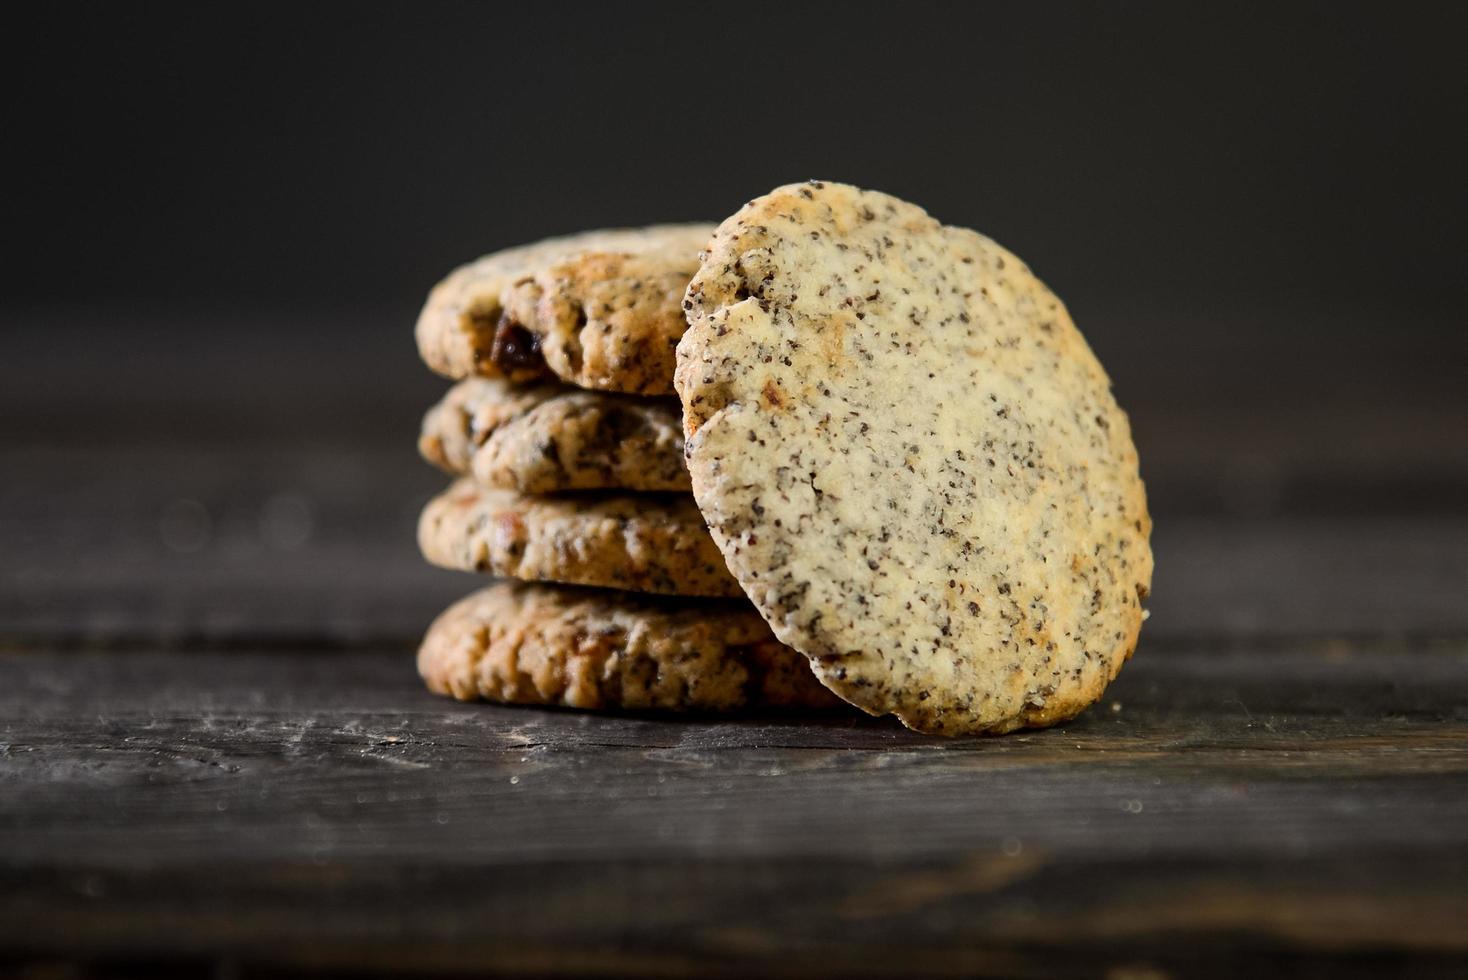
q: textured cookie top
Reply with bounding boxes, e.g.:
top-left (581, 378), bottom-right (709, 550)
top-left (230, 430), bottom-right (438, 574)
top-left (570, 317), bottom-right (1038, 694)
top-left (418, 478), bottom-right (740, 598)
top-left (420, 377), bottom-right (688, 493)
top-left (416, 224), bottom-right (714, 395)
top-left (419, 377), bottom-right (566, 475)
top-left (676, 181), bottom-right (1152, 735)
top-left (419, 581), bottom-right (843, 712)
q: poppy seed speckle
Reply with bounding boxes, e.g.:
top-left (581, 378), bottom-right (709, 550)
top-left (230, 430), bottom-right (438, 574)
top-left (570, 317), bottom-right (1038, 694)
top-left (675, 182), bottom-right (1153, 736)
top-left (417, 224), bottom-right (715, 395)
top-left (421, 377), bottom-right (689, 494)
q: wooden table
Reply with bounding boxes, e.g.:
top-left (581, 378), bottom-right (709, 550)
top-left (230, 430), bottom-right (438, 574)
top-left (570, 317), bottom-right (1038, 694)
top-left (3, 316), bottom-right (1466, 976)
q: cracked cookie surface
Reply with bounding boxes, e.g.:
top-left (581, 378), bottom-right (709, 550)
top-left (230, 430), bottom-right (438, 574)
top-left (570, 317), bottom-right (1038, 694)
top-left (418, 478), bottom-right (739, 597)
top-left (419, 581), bottom-right (845, 712)
top-left (420, 377), bottom-right (687, 493)
top-left (416, 224), bottom-right (714, 394)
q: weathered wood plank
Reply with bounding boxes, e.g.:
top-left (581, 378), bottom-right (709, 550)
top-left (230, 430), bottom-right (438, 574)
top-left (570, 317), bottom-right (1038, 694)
top-left (3, 317), bottom-right (1467, 973)
top-left (2, 644), bottom-right (1465, 974)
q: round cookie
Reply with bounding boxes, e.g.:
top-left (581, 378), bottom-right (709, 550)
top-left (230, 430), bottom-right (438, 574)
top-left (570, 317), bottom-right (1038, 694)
top-left (416, 224), bottom-right (714, 395)
top-left (418, 478), bottom-right (739, 598)
top-left (419, 581), bottom-right (845, 712)
top-left (420, 377), bottom-right (688, 494)
top-left (675, 181), bottom-right (1153, 735)
top-left (419, 377), bottom-right (565, 475)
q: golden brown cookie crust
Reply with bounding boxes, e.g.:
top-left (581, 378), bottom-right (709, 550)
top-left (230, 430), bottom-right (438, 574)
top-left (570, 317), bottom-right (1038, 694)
top-left (676, 181), bottom-right (1153, 735)
top-left (418, 478), bottom-right (739, 598)
top-left (419, 378), bottom-right (688, 494)
top-left (419, 377), bottom-right (564, 475)
top-left (419, 582), bottom-right (845, 712)
top-left (416, 224), bottom-right (713, 395)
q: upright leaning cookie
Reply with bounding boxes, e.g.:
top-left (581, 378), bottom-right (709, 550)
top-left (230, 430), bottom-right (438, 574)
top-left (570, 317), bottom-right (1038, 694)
top-left (420, 581), bottom-right (844, 712)
top-left (416, 224), bottom-right (714, 395)
top-left (676, 181), bottom-right (1153, 735)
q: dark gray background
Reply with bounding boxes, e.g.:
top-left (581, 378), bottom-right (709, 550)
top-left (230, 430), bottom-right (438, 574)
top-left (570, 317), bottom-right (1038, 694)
top-left (2, 3), bottom-right (1465, 529)
top-left (5, 3), bottom-right (1465, 327)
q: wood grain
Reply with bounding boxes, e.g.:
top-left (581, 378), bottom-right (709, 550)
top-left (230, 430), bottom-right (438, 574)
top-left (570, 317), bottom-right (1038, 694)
top-left (2, 643), bottom-right (1466, 975)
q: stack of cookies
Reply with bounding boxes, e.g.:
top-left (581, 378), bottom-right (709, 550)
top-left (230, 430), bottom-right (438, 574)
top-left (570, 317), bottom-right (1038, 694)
top-left (413, 182), bottom-right (1154, 735)
top-left (413, 225), bottom-right (843, 714)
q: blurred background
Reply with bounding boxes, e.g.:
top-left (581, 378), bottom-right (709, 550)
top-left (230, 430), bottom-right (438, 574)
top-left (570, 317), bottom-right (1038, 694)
top-left (3, 2), bottom-right (1466, 645)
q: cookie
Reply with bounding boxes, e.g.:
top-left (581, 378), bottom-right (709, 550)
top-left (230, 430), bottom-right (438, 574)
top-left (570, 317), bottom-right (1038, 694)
top-left (418, 478), bottom-right (740, 597)
top-left (420, 377), bottom-right (688, 494)
top-left (419, 581), bottom-right (845, 712)
top-left (416, 224), bottom-right (714, 395)
top-left (676, 181), bottom-right (1153, 735)
top-left (419, 377), bottom-right (564, 474)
